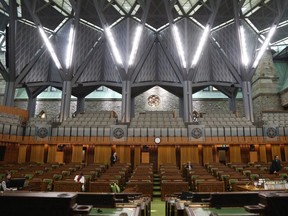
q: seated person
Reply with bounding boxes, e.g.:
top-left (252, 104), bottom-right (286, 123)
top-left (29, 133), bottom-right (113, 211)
top-left (269, 155), bottom-right (282, 174)
top-left (1, 171), bottom-right (12, 191)
top-left (74, 172), bottom-right (85, 191)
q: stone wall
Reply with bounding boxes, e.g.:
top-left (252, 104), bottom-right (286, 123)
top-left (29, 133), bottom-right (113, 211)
top-left (14, 97), bottom-right (244, 121)
top-left (252, 51), bottom-right (283, 121)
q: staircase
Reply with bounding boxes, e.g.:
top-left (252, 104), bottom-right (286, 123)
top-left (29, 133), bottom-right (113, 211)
top-left (153, 173), bottom-right (161, 198)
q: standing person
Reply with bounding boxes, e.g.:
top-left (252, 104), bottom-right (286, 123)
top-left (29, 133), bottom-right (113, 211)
top-left (111, 151), bottom-right (118, 166)
top-left (74, 172), bottom-right (85, 191)
top-left (270, 155), bottom-right (282, 174)
top-left (1, 171), bottom-right (12, 191)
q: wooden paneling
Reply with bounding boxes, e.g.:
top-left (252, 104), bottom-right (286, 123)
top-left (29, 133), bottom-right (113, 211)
top-left (271, 144), bottom-right (281, 160)
top-left (259, 144), bottom-right (267, 162)
top-left (180, 145), bottom-right (199, 165)
top-left (134, 146), bottom-right (141, 166)
top-left (30, 145), bottom-right (44, 162)
top-left (55, 152), bottom-right (64, 163)
top-left (72, 145), bottom-right (83, 163)
top-left (47, 145), bottom-right (57, 163)
top-left (203, 145), bottom-right (213, 164)
top-left (229, 145), bottom-right (241, 163)
top-left (284, 145), bottom-right (288, 162)
top-left (94, 145), bottom-right (111, 164)
top-left (118, 145), bottom-right (130, 164)
top-left (18, 145), bottom-right (27, 163)
top-left (141, 152), bottom-right (149, 163)
top-left (158, 146), bottom-right (176, 167)
top-left (249, 151), bottom-right (258, 162)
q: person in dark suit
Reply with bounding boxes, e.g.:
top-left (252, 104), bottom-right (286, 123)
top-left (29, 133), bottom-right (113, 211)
top-left (270, 155), bottom-right (281, 174)
top-left (111, 151), bottom-right (118, 166)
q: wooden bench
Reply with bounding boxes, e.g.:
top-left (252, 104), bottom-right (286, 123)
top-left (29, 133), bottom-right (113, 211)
top-left (161, 181), bottom-right (189, 201)
top-left (53, 180), bottom-right (82, 192)
top-left (125, 181), bottom-right (153, 198)
top-left (89, 180), bottom-right (118, 192)
top-left (196, 180), bottom-right (225, 192)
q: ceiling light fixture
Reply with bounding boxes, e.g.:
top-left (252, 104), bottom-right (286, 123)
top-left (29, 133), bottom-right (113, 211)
top-left (128, 25), bottom-right (143, 66)
top-left (105, 27), bottom-right (123, 65)
top-left (191, 25), bottom-right (210, 68)
top-left (38, 27), bottom-right (62, 70)
top-left (252, 25), bottom-right (276, 68)
top-left (172, 25), bottom-right (186, 68)
top-left (65, 25), bottom-right (75, 69)
top-left (239, 25), bottom-right (249, 66)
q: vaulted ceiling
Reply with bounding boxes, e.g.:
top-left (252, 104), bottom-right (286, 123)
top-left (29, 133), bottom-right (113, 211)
top-left (0, 0), bottom-right (287, 99)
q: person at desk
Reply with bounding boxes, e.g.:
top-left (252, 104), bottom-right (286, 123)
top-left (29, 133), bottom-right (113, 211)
top-left (74, 172), bottom-right (85, 191)
top-left (1, 171), bottom-right (12, 191)
top-left (270, 155), bottom-right (282, 174)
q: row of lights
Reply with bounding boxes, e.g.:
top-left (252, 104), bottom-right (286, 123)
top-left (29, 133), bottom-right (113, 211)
top-left (39, 21), bottom-right (277, 71)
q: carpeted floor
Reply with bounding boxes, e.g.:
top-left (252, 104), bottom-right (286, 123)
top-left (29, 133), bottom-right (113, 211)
top-left (151, 198), bottom-right (165, 216)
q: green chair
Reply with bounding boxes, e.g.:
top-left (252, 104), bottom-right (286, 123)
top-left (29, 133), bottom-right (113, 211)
top-left (243, 170), bottom-right (251, 177)
top-left (24, 173), bottom-right (34, 180)
top-left (279, 173), bottom-right (288, 179)
top-left (53, 174), bottom-right (63, 181)
top-left (250, 174), bottom-right (259, 181)
top-left (61, 170), bottom-right (71, 176)
top-left (43, 178), bottom-right (53, 191)
top-left (35, 170), bottom-right (44, 175)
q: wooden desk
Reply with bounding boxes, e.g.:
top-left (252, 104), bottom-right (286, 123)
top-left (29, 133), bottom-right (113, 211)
top-left (236, 185), bottom-right (287, 192)
top-left (86, 206), bottom-right (140, 216)
top-left (258, 192), bottom-right (288, 216)
top-left (184, 206), bottom-right (259, 216)
top-left (0, 191), bottom-right (77, 216)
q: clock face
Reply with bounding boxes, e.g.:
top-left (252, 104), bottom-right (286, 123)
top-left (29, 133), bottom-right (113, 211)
top-left (154, 137), bottom-right (161, 144)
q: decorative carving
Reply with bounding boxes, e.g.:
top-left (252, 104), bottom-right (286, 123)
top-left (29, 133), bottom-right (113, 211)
top-left (147, 95), bottom-right (160, 107)
top-left (113, 128), bottom-right (124, 139)
top-left (191, 128), bottom-right (202, 139)
top-left (37, 127), bottom-right (49, 138)
top-left (266, 127), bottom-right (277, 138)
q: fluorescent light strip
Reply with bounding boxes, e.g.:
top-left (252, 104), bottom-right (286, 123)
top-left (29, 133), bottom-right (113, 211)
top-left (172, 25), bottom-right (186, 68)
top-left (239, 25), bottom-right (249, 66)
top-left (0, 35), bottom-right (4, 43)
top-left (191, 25), bottom-right (210, 67)
top-left (38, 27), bottom-right (62, 70)
top-left (105, 27), bottom-right (123, 65)
top-left (128, 25), bottom-right (143, 66)
top-left (65, 26), bottom-right (75, 68)
top-left (252, 25), bottom-right (276, 68)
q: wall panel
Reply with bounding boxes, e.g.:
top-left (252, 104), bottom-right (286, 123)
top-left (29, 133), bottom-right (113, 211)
top-left (158, 146), bottom-right (176, 167)
top-left (180, 145), bottom-right (199, 165)
top-left (72, 145), bottom-right (83, 163)
top-left (94, 145), bottom-right (111, 164)
top-left (118, 145), bottom-right (131, 164)
top-left (202, 145), bottom-right (213, 164)
top-left (259, 144), bottom-right (267, 162)
top-left (229, 145), bottom-right (241, 163)
top-left (18, 145), bottom-right (27, 163)
top-left (47, 144), bottom-right (57, 163)
top-left (30, 145), bottom-right (44, 162)
top-left (271, 144), bottom-right (281, 160)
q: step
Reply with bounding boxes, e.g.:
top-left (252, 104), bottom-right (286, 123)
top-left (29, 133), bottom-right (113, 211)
top-left (153, 186), bottom-right (161, 190)
top-left (153, 191), bottom-right (161, 197)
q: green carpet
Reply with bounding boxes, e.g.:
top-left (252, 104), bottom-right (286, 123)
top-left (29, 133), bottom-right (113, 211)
top-left (151, 198), bottom-right (165, 216)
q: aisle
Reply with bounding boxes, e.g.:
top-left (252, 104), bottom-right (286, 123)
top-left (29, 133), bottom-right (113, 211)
top-left (151, 198), bottom-right (165, 216)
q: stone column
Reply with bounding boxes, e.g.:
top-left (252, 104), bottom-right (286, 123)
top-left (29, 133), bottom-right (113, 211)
top-left (252, 50), bottom-right (282, 121)
top-left (183, 80), bottom-right (193, 122)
